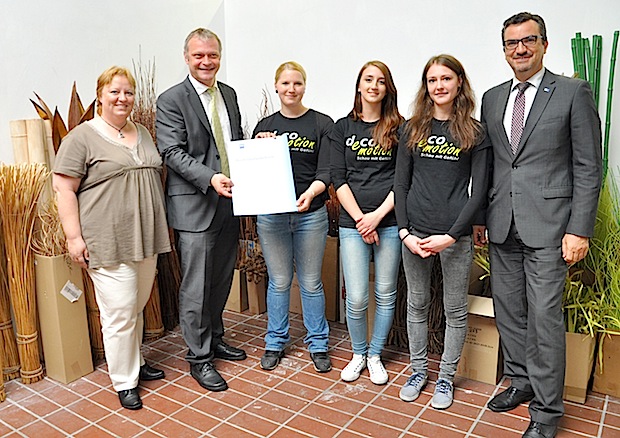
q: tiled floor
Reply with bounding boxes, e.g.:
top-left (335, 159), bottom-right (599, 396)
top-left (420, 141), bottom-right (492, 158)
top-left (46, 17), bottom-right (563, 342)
top-left (1, 311), bottom-right (619, 437)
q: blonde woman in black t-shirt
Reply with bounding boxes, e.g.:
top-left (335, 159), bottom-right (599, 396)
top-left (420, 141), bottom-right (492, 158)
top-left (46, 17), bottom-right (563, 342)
top-left (394, 54), bottom-right (490, 409)
top-left (253, 62), bottom-right (334, 373)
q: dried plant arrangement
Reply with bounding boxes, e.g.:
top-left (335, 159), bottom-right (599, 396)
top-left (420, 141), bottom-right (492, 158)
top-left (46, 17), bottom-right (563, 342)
top-left (0, 215), bottom-right (20, 381)
top-left (0, 339), bottom-right (5, 401)
top-left (0, 163), bottom-right (49, 383)
top-left (30, 83), bottom-right (95, 153)
top-left (132, 54), bottom-right (180, 331)
top-left (31, 199), bottom-right (66, 257)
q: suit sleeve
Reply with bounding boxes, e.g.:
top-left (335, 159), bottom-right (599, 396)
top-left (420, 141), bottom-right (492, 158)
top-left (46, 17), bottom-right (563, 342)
top-left (566, 80), bottom-right (602, 237)
top-left (156, 91), bottom-right (216, 195)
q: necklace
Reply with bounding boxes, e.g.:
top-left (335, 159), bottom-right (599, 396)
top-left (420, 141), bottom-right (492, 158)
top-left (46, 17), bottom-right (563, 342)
top-left (101, 117), bottom-right (128, 138)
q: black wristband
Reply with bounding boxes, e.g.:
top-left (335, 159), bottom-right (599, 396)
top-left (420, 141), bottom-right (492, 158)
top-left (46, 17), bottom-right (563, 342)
top-left (400, 232), bottom-right (410, 242)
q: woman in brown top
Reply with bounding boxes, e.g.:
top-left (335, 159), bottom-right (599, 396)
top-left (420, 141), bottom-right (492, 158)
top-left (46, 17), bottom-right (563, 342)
top-left (53, 66), bottom-right (171, 410)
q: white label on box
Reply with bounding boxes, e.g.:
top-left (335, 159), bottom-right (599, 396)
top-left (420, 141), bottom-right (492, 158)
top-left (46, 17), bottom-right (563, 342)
top-left (60, 280), bottom-right (83, 303)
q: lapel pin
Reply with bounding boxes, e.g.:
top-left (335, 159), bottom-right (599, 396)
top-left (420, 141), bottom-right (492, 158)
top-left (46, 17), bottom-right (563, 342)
top-left (543, 87), bottom-right (550, 93)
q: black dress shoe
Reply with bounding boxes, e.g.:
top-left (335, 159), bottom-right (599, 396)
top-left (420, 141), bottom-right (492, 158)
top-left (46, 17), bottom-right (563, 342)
top-left (191, 362), bottom-right (228, 392)
top-left (488, 386), bottom-right (534, 412)
top-left (522, 421), bottom-right (557, 438)
top-left (213, 342), bottom-right (247, 361)
top-left (118, 388), bottom-right (142, 410)
top-left (139, 363), bottom-right (165, 381)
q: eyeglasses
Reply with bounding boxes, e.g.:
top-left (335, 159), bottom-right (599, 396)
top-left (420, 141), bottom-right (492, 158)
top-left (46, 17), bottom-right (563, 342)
top-left (503, 35), bottom-right (544, 51)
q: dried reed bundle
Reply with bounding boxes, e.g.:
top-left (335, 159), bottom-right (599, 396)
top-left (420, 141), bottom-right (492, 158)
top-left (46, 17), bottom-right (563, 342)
top-left (0, 339), bottom-right (5, 402)
top-left (132, 55), bottom-right (180, 330)
top-left (81, 270), bottom-right (105, 360)
top-left (32, 199), bottom-right (66, 257)
top-left (157, 241), bottom-right (180, 331)
top-left (326, 184), bottom-right (340, 237)
top-left (237, 216), bottom-right (267, 283)
top-left (0, 216), bottom-right (20, 381)
top-left (144, 275), bottom-right (164, 341)
top-left (132, 54), bottom-right (157, 141)
top-left (0, 163), bottom-right (49, 383)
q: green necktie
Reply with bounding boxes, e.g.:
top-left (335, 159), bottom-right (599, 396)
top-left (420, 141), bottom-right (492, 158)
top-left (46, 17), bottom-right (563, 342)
top-left (206, 87), bottom-right (229, 177)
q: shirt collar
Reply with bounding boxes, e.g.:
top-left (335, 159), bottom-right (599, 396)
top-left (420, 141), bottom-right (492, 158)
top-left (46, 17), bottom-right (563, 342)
top-left (188, 74), bottom-right (218, 95)
top-left (511, 67), bottom-right (545, 91)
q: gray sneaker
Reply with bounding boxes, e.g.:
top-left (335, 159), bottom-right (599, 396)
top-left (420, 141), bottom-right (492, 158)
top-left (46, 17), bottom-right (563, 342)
top-left (399, 372), bottom-right (427, 402)
top-left (431, 378), bottom-right (454, 409)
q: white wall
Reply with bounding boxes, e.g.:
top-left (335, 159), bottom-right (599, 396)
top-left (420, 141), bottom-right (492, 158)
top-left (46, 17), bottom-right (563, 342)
top-left (2, 1), bottom-right (619, 170)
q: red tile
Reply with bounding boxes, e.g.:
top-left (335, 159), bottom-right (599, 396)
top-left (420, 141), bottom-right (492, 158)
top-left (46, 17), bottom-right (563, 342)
top-left (347, 417), bottom-right (404, 437)
top-left (96, 413), bottom-right (146, 437)
top-left (605, 412), bottom-right (620, 428)
top-left (472, 422), bottom-right (523, 437)
top-left (559, 414), bottom-right (601, 436)
top-left (228, 410), bottom-right (279, 436)
top-left (73, 425), bottom-right (117, 437)
top-left (244, 400), bottom-right (295, 423)
top-left (45, 409), bottom-right (90, 435)
top-left (286, 414), bottom-right (341, 437)
top-left (236, 368), bottom-right (286, 388)
top-left (602, 425), bottom-right (620, 437)
top-left (66, 398), bottom-right (112, 422)
top-left (298, 403), bottom-right (353, 426)
top-left (17, 393), bottom-right (61, 416)
top-left (189, 395), bottom-right (237, 420)
top-left (156, 382), bottom-right (199, 405)
top-left (140, 393), bottom-right (184, 416)
top-left (262, 389), bottom-right (310, 412)
top-left (360, 405), bottom-right (412, 430)
top-left (152, 418), bottom-right (202, 437)
top-left (0, 404), bottom-right (38, 429)
top-left (209, 421), bottom-right (261, 437)
top-left (19, 420), bottom-right (67, 438)
top-left (270, 426), bottom-right (311, 438)
top-left (419, 407), bottom-right (474, 432)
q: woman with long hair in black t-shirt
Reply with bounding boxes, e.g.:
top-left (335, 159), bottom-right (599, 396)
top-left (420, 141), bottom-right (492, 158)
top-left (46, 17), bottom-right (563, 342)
top-left (253, 61), bottom-right (334, 373)
top-left (394, 54), bottom-right (489, 409)
top-left (331, 61), bottom-right (404, 385)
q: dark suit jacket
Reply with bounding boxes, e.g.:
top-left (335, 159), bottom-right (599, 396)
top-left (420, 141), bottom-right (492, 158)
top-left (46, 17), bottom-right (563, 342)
top-left (156, 77), bottom-right (244, 232)
top-left (481, 70), bottom-right (602, 247)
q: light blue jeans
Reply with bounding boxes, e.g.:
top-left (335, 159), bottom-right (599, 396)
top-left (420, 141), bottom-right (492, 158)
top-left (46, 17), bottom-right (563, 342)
top-left (339, 225), bottom-right (400, 357)
top-left (402, 230), bottom-right (472, 381)
top-left (257, 206), bottom-right (329, 353)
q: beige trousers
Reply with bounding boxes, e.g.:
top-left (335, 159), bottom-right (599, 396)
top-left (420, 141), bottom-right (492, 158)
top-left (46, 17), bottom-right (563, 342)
top-left (88, 256), bottom-right (157, 391)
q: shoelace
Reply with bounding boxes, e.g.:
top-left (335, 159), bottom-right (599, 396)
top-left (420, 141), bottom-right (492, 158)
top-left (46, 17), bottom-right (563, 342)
top-left (435, 380), bottom-right (452, 394)
top-left (406, 373), bottom-right (425, 387)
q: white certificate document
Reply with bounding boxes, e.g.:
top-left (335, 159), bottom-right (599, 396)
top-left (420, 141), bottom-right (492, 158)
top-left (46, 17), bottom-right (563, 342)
top-left (228, 135), bottom-right (298, 216)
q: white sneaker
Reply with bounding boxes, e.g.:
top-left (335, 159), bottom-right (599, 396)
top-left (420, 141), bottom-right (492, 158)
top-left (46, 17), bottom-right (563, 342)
top-left (367, 355), bottom-right (388, 385)
top-left (340, 354), bottom-right (366, 382)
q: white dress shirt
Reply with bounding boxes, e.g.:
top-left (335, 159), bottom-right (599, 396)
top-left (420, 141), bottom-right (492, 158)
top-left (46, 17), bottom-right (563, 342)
top-left (503, 67), bottom-right (546, 141)
top-left (187, 74), bottom-right (232, 145)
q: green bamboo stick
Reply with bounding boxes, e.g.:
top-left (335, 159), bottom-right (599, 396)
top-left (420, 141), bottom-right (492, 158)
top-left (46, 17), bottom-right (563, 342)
top-left (603, 31), bottom-right (619, 177)
top-left (594, 35), bottom-right (603, 106)
top-left (571, 38), bottom-right (579, 75)
top-left (585, 38), bottom-right (593, 85)
top-left (576, 33), bottom-right (586, 80)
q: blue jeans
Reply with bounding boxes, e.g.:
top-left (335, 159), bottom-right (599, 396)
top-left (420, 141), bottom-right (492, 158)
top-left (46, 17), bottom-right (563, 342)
top-left (257, 206), bottom-right (329, 353)
top-left (402, 229), bottom-right (472, 381)
top-left (339, 226), bottom-right (400, 356)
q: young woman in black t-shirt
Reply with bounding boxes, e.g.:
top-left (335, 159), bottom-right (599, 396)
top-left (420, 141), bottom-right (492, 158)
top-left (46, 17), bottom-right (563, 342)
top-left (331, 61), bottom-right (404, 385)
top-left (253, 62), bottom-right (334, 373)
top-left (394, 54), bottom-right (489, 409)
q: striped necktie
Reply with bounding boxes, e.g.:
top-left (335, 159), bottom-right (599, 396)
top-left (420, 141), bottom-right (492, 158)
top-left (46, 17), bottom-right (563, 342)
top-left (510, 82), bottom-right (531, 154)
top-left (206, 87), bottom-right (229, 177)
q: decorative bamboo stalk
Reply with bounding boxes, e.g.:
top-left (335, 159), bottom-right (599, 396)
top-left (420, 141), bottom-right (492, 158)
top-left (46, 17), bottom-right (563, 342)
top-left (593, 35), bottom-right (603, 106)
top-left (0, 164), bottom-right (48, 384)
top-left (603, 30), bottom-right (619, 178)
top-left (571, 38), bottom-right (579, 76)
top-left (81, 270), bottom-right (105, 361)
top-left (143, 275), bottom-right (164, 341)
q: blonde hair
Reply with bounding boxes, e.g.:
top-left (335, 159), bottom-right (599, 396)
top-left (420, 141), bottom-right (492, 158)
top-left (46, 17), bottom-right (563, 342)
top-left (96, 66), bottom-right (136, 116)
top-left (275, 61), bottom-right (307, 83)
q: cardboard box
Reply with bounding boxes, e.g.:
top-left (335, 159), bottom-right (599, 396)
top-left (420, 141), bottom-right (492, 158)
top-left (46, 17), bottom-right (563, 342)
top-left (34, 254), bottom-right (93, 384)
top-left (564, 332), bottom-right (596, 403)
top-left (592, 333), bottom-right (620, 397)
top-left (225, 269), bottom-right (248, 312)
top-left (456, 295), bottom-right (502, 385)
top-left (247, 276), bottom-right (266, 314)
top-left (290, 236), bottom-right (339, 321)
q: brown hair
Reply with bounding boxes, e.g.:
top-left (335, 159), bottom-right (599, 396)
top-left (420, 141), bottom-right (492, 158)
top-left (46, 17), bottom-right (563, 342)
top-left (349, 61), bottom-right (403, 150)
top-left (95, 66), bottom-right (136, 116)
top-left (405, 54), bottom-right (483, 152)
top-left (502, 12), bottom-right (547, 46)
top-left (275, 61), bottom-right (307, 83)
